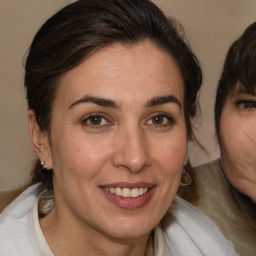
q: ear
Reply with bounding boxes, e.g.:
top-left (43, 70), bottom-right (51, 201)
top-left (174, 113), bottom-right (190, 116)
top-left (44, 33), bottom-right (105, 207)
top-left (28, 109), bottom-right (53, 169)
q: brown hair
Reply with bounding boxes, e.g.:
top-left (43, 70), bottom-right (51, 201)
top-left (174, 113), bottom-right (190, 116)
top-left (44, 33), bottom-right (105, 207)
top-left (25, 0), bottom-right (202, 191)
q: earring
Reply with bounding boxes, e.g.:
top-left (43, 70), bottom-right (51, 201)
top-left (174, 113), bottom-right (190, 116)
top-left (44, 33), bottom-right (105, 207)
top-left (180, 166), bottom-right (192, 186)
top-left (41, 161), bottom-right (48, 172)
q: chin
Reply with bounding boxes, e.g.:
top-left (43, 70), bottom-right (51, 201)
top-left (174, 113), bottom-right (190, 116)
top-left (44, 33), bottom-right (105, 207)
top-left (105, 215), bottom-right (158, 240)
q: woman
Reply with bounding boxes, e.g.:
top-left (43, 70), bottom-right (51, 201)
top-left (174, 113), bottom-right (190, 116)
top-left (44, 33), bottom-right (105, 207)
top-left (186, 22), bottom-right (256, 256)
top-left (0, 0), bottom-right (237, 255)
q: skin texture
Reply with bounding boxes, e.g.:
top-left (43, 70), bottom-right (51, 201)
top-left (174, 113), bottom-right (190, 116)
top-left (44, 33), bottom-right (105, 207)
top-left (28, 42), bottom-right (187, 256)
top-left (220, 83), bottom-right (256, 203)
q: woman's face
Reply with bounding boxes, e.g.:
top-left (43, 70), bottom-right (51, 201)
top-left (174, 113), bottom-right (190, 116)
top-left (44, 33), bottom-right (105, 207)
top-left (41, 42), bottom-right (187, 241)
top-left (220, 83), bottom-right (256, 202)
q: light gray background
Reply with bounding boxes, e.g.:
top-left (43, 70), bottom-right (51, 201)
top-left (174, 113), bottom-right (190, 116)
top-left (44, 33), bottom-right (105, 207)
top-left (1, 0), bottom-right (255, 191)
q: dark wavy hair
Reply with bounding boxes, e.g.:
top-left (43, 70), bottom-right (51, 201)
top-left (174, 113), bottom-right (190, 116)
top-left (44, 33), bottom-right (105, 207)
top-left (215, 21), bottom-right (256, 140)
top-left (25, 0), bottom-right (202, 191)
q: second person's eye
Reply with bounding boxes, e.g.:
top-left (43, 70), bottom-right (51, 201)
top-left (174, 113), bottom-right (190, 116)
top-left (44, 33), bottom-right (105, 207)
top-left (237, 101), bottom-right (256, 109)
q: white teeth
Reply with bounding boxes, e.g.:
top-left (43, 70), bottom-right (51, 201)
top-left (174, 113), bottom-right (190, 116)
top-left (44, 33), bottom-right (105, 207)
top-left (131, 188), bottom-right (139, 198)
top-left (139, 188), bottom-right (144, 196)
top-left (115, 187), bottom-right (122, 196)
top-left (122, 188), bottom-right (131, 198)
top-left (104, 187), bottom-right (149, 198)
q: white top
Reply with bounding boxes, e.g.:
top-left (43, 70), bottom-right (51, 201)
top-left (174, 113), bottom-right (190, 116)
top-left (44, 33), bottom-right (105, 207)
top-left (32, 197), bottom-right (54, 256)
top-left (0, 184), bottom-right (238, 256)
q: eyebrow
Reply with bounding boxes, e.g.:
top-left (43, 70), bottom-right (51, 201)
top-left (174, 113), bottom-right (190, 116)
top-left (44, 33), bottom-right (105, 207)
top-left (69, 95), bottom-right (119, 109)
top-left (69, 94), bottom-right (181, 109)
top-left (145, 95), bottom-right (182, 109)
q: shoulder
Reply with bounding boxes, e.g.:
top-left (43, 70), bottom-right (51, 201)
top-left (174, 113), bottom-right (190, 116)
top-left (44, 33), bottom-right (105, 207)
top-left (193, 159), bottom-right (241, 234)
top-left (194, 158), bottom-right (222, 180)
top-left (194, 160), bottom-right (256, 255)
top-left (162, 196), bottom-right (239, 256)
top-left (0, 184), bottom-right (42, 255)
top-left (193, 159), bottom-right (235, 220)
top-left (0, 186), bottom-right (26, 213)
top-left (1, 184), bottom-right (41, 217)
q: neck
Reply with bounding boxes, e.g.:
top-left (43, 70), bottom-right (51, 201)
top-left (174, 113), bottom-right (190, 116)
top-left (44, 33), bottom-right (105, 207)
top-left (39, 208), bottom-right (150, 256)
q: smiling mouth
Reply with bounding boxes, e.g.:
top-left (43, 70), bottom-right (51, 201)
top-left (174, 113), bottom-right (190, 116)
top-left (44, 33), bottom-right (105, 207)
top-left (102, 187), bottom-right (149, 198)
top-left (100, 183), bottom-right (155, 209)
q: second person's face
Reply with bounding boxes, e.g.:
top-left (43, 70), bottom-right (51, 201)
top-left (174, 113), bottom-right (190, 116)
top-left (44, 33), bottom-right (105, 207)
top-left (44, 42), bottom-right (187, 242)
top-left (220, 83), bottom-right (256, 202)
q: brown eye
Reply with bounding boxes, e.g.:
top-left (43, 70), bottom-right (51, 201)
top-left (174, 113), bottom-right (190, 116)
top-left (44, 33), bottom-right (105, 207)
top-left (146, 113), bottom-right (175, 127)
top-left (82, 115), bottom-right (109, 127)
top-left (89, 116), bottom-right (103, 125)
top-left (151, 115), bottom-right (164, 124)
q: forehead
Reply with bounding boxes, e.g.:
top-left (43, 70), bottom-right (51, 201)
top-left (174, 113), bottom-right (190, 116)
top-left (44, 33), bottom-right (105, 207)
top-left (55, 42), bottom-right (184, 107)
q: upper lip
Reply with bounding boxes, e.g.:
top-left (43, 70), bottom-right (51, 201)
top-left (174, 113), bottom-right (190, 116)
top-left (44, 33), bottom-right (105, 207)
top-left (99, 182), bottom-right (155, 189)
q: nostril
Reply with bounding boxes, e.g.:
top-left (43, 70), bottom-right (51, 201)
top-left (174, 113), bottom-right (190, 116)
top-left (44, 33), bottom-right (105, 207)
top-left (117, 154), bottom-right (151, 173)
top-left (112, 130), bottom-right (151, 173)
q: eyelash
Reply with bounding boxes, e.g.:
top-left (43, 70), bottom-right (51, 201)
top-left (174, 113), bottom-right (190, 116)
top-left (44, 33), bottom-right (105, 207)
top-left (236, 100), bottom-right (256, 109)
top-left (80, 112), bottom-right (175, 129)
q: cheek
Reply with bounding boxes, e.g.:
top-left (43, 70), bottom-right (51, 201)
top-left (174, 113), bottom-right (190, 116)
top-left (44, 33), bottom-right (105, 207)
top-left (220, 116), bottom-right (240, 157)
top-left (152, 133), bottom-right (187, 177)
top-left (220, 118), bottom-right (255, 158)
top-left (220, 117), bottom-right (256, 182)
top-left (153, 135), bottom-right (187, 211)
top-left (50, 133), bottom-right (113, 179)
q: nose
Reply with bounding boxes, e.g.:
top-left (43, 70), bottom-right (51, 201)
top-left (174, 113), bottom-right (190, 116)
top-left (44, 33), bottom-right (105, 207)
top-left (112, 127), bottom-right (151, 173)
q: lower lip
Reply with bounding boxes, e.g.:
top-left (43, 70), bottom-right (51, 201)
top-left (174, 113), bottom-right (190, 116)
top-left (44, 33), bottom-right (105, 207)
top-left (100, 187), bottom-right (156, 210)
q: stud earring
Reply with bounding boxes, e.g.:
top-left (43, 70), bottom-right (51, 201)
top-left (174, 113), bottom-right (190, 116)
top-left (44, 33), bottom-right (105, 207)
top-left (41, 161), bottom-right (48, 172)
